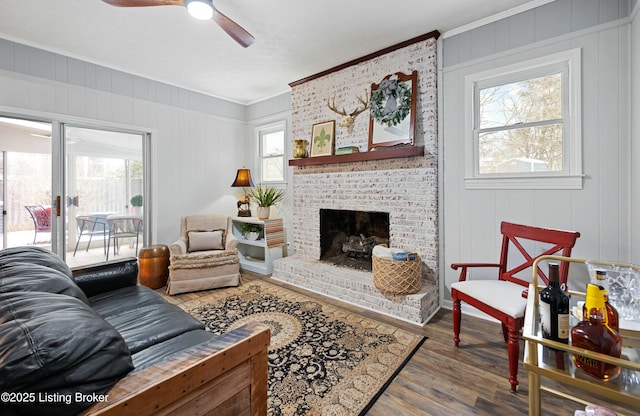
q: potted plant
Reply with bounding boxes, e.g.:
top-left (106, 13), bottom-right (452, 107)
top-left (241, 223), bottom-right (262, 241)
top-left (248, 185), bottom-right (285, 219)
top-left (130, 194), bottom-right (143, 215)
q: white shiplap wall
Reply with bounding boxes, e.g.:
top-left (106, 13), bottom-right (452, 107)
top-left (441, 0), bottom-right (636, 310)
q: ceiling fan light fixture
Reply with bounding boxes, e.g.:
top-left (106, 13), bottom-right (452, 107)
top-left (185, 0), bottom-right (214, 20)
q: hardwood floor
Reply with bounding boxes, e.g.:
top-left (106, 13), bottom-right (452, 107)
top-left (364, 304), bottom-right (636, 416)
top-left (167, 273), bottom-right (637, 416)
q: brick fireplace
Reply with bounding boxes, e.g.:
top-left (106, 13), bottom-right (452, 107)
top-left (271, 34), bottom-right (440, 325)
top-left (272, 157), bottom-right (439, 324)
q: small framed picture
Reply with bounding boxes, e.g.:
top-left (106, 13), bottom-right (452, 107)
top-left (310, 120), bottom-right (335, 157)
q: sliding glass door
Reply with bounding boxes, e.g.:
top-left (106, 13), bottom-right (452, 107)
top-left (0, 116), bottom-right (53, 251)
top-left (64, 125), bottom-right (147, 268)
top-left (0, 114), bottom-right (149, 267)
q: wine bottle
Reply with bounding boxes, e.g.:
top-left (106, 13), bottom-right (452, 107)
top-left (571, 283), bottom-right (622, 381)
top-left (539, 262), bottom-right (570, 344)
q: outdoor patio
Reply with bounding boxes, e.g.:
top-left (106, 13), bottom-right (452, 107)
top-left (6, 230), bottom-right (140, 269)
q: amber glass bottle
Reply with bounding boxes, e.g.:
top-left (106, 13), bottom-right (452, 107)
top-left (571, 284), bottom-right (622, 381)
top-left (539, 263), bottom-right (570, 344)
top-left (594, 269), bottom-right (619, 332)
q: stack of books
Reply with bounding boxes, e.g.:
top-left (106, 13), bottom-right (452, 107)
top-left (335, 146), bottom-right (360, 155)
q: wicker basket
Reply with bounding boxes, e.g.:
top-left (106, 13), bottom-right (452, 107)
top-left (372, 253), bottom-right (422, 295)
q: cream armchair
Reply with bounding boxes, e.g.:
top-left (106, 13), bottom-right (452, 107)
top-left (167, 214), bottom-right (241, 295)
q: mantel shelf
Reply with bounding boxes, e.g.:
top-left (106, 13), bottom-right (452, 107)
top-left (288, 146), bottom-right (424, 167)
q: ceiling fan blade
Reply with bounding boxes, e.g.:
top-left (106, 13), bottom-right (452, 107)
top-left (211, 5), bottom-right (255, 48)
top-left (103, 0), bottom-right (255, 47)
top-left (102, 0), bottom-right (184, 7)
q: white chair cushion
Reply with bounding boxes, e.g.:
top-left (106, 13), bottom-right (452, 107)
top-left (450, 280), bottom-right (528, 318)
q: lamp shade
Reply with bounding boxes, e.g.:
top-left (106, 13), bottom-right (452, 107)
top-left (231, 168), bottom-right (255, 187)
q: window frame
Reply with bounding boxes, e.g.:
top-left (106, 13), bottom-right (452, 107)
top-left (464, 48), bottom-right (583, 190)
top-left (256, 120), bottom-right (287, 184)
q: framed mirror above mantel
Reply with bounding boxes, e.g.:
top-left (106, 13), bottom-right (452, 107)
top-left (368, 70), bottom-right (418, 151)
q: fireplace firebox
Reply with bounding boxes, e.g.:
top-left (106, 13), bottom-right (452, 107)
top-left (319, 209), bottom-right (389, 271)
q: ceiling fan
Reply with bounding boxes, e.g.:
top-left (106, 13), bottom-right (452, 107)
top-left (102, 0), bottom-right (255, 47)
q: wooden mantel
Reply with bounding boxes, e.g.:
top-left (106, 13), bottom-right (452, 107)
top-left (288, 146), bottom-right (424, 166)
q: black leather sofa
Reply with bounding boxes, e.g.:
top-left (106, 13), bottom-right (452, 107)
top-left (0, 246), bottom-right (238, 416)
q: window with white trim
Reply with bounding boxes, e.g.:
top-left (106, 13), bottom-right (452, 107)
top-left (257, 121), bottom-right (286, 183)
top-left (464, 49), bottom-right (583, 189)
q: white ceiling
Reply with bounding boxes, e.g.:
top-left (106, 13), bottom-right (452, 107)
top-left (0, 0), bottom-right (540, 105)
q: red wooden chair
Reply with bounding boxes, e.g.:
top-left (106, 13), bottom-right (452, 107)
top-left (450, 221), bottom-right (580, 392)
top-left (24, 205), bottom-right (52, 244)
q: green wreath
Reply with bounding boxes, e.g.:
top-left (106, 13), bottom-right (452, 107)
top-left (370, 77), bottom-right (412, 127)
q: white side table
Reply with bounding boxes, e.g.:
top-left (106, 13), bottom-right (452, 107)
top-left (231, 217), bottom-right (284, 275)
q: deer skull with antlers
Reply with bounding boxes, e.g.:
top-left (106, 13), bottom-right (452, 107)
top-left (327, 91), bottom-right (370, 128)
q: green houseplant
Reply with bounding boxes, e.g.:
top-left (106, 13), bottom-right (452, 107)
top-left (130, 194), bottom-right (143, 215)
top-left (241, 223), bottom-right (262, 240)
top-left (248, 185), bottom-right (285, 219)
top-left (130, 194), bottom-right (143, 207)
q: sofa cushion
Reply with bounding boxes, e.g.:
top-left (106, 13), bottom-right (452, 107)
top-left (188, 229), bottom-right (225, 252)
top-left (0, 291), bottom-right (133, 415)
top-left (0, 246), bottom-right (73, 279)
top-left (88, 285), bottom-right (167, 317)
top-left (0, 262), bottom-right (89, 304)
top-left (100, 302), bottom-right (204, 353)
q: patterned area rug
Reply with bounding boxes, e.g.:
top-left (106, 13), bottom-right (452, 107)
top-left (177, 280), bottom-right (425, 416)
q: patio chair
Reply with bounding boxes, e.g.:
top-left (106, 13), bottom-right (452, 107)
top-left (24, 205), bottom-right (52, 244)
top-left (73, 214), bottom-right (110, 256)
top-left (106, 214), bottom-right (143, 260)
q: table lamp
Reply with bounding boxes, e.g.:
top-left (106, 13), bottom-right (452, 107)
top-left (231, 168), bottom-right (255, 217)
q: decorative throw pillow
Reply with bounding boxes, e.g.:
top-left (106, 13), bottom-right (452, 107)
top-left (187, 229), bottom-right (225, 252)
